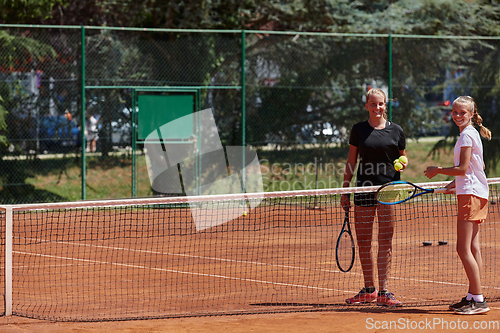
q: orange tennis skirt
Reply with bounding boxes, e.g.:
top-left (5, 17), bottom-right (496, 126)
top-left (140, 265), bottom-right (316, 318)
top-left (457, 194), bottom-right (488, 223)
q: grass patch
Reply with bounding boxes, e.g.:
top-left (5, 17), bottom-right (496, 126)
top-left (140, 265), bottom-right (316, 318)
top-left (404, 137), bottom-right (456, 184)
top-left (16, 137), bottom-right (495, 202)
top-left (25, 154), bottom-right (154, 201)
top-left (257, 137), bottom-right (457, 191)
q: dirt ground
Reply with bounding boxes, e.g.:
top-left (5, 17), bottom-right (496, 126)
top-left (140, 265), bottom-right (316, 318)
top-left (1, 302), bottom-right (499, 333)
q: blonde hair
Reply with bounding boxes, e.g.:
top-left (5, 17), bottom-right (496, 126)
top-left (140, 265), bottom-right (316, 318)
top-left (453, 96), bottom-right (492, 140)
top-left (366, 88), bottom-right (388, 120)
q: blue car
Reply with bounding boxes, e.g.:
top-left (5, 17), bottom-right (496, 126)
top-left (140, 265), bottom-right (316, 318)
top-left (38, 115), bottom-right (81, 152)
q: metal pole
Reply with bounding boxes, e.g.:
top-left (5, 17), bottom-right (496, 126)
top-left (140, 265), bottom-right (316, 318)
top-left (241, 30), bottom-right (246, 192)
top-left (4, 206), bottom-right (12, 316)
top-left (132, 90), bottom-right (137, 197)
top-left (81, 26), bottom-right (86, 199)
top-left (388, 34), bottom-right (393, 121)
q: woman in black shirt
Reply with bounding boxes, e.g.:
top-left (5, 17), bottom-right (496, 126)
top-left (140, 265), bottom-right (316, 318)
top-left (341, 88), bottom-right (407, 307)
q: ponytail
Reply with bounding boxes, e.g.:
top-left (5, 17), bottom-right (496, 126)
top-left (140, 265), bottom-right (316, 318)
top-left (474, 112), bottom-right (492, 140)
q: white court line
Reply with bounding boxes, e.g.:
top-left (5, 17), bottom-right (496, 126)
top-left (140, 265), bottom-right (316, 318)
top-left (13, 250), bottom-right (347, 293)
top-left (11, 250), bottom-right (421, 302)
top-left (16, 237), bottom-right (500, 294)
top-left (19, 237), bottom-right (344, 273)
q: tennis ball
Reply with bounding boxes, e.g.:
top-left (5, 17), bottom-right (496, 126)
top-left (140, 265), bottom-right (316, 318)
top-left (393, 159), bottom-right (400, 165)
top-left (394, 162), bottom-right (403, 171)
top-left (242, 211), bottom-right (247, 216)
top-left (399, 156), bottom-right (408, 164)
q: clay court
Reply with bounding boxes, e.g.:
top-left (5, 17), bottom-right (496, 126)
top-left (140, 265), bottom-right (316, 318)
top-left (1, 303), bottom-right (500, 332)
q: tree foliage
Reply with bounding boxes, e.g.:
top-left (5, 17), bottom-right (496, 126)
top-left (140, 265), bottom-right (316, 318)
top-left (3, 0), bottom-right (500, 35)
top-left (0, 0), bottom-right (67, 24)
top-left (2, 0), bottom-right (500, 171)
top-left (0, 30), bottom-right (58, 148)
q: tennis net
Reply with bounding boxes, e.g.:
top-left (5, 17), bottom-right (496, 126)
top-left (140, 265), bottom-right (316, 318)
top-left (1, 178), bottom-right (500, 321)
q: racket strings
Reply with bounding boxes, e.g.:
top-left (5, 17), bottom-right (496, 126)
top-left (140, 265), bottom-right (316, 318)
top-left (377, 184), bottom-right (417, 204)
top-left (336, 232), bottom-right (354, 272)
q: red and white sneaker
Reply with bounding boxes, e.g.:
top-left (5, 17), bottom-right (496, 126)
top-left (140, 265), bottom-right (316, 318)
top-left (346, 288), bottom-right (377, 304)
top-left (376, 292), bottom-right (402, 307)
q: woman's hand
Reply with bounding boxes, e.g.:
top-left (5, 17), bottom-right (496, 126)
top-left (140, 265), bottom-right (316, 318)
top-left (341, 194), bottom-right (351, 211)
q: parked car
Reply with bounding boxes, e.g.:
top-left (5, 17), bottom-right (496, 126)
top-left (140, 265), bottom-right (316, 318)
top-left (38, 115), bottom-right (81, 153)
top-left (111, 120), bottom-right (131, 147)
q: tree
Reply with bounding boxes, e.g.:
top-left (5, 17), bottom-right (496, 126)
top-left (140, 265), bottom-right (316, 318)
top-left (0, 0), bottom-right (67, 24)
top-left (369, 0), bottom-right (500, 173)
top-left (3, 0), bottom-right (500, 165)
top-left (0, 30), bottom-right (57, 151)
top-left (15, 0), bottom-right (338, 31)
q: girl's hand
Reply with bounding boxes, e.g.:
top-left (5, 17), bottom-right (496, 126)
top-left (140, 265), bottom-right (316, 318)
top-left (424, 166), bottom-right (439, 179)
top-left (444, 185), bottom-right (456, 194)
top-left (444, 181), bottom-right (455, 194)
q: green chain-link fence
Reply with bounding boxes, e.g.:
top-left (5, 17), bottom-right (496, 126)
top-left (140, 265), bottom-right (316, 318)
top-left (2, 25), bottom-right (500, 204)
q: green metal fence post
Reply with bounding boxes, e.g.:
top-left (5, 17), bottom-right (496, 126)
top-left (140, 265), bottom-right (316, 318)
top-left (241, 30), bottom-right (246, 192)
top-left (132, 90), bottom-right (137, 197)
top-left (388, 34), bottom-right (393, 121)
top-left (81, 26), bottom-right (86, 200)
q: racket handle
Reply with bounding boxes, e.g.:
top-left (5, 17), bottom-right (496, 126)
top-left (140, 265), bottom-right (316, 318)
top-left (434, 188), bottom-right (455, 194)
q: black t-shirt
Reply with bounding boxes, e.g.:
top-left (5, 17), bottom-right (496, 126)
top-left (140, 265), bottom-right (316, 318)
top-left (349, 120), bottom-right (406, 187)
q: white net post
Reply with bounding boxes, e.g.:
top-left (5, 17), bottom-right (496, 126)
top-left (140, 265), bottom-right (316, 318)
top-left (4, 206), bottom-right (13, 316)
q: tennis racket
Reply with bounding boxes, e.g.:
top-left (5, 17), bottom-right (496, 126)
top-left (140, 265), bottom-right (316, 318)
top-left (376, 181), bottom-right (452, 205)
top-left (336, 211), bottom-right (355, 272)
